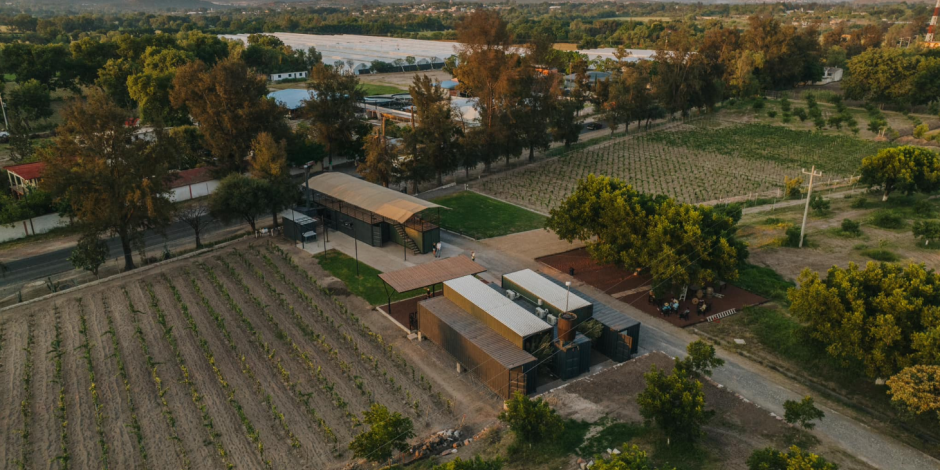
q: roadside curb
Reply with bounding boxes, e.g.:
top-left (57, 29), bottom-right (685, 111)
top-left (0, 234), bottom-right (250, 315)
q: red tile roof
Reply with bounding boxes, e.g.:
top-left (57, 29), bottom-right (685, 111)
top-left (171, 167), bottom-right (215, 189)
top-left (3, 162), bottom-right (45, 181)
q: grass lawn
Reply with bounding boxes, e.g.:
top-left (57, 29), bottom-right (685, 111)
top-left (313, 249), bottom-right (435, 305)
top-left (431, 191), bottom-right (547, 239)
top-left (732, 263), bottom-right (795, 305)
top-left (360, 83), bottom-right (406, 96)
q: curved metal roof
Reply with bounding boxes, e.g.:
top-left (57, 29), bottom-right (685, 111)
top-left (306, 172), bottom-right (442, 223)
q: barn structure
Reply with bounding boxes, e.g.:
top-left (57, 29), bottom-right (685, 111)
top-left (306, 172), bottom-right (442, 255)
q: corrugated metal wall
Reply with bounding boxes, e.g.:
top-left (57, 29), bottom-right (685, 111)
top-left (418, 302), bottom-right (533, 399)
top-left (444, 283), bottom-right (526, 349)
top-left (553, 335), bottom-right (592, 380)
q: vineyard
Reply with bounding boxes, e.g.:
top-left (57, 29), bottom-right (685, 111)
top-left (478, 119), bottom-right (889, 213)
top-left (0, 241), bottom-right (456, 469)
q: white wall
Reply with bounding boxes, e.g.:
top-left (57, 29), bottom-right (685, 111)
top-left (171, 179), bottom-right (220, 203)
top-left (0, 213), bottom-right (68, 243)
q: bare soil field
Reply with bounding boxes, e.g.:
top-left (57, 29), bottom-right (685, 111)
top-left (439, 352), bottom-right (871, 470)
top-left (0, 239), bottom-right (497, 469)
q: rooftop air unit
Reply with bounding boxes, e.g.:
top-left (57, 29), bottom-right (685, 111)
top-left (506, 290), bottom-right (520, 301)
top-left (546, 314), bottom-right (557, 326)
top-left (535, 307), bottom-right (549, 319)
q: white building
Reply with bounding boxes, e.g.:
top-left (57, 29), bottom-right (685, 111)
top-left (270, 71), bottom-right (308, 82)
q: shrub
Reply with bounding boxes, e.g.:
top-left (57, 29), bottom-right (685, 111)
top-left (809, 194), bottom-right (830, 213)
top-left (784, 175), bottom-right (804, 199)
top-left (783, 225), bottom-right (803, 247)
top-left (841, 219), bottom-right (861, 235)
top-left (868, 118), bottom-right (887, 134)
top-left (767, 110), bottom-right (778, 118)
top-left (860, 248), bottom-right (900, 262)
top-left (752, 99), bottom-right (765, 110)
top-left (913, 220), bottom-right (940, 245)
top-left (913, 199), bottom-right (935, 217)
top-left (914, 123), bottom-right (929, 139)
top-left (349, 404), bottom-right (415, 462)
top-left (850, 197), bottom-right (868, 209)
top-left (793, 107), bottom-right (807, 122)
top-left (784, 396), bottom-right (825, 430)
top-left (814, 117), bottom-right (826, 130)
top-left (780, 95), bottom-right (791, 113)
top-left (870, 210), bottom-right (905, 229)
top-left (782, 112), bottom-right (792, 124)
top-left (498, 392), bottom-right (563, 444)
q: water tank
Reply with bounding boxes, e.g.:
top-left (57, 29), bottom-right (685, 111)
top-left (558, 312), bottom-right (578, 344)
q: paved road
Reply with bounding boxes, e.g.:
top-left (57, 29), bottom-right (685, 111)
top-left (0, 216), bottom-right (250, 292)
top-left (437, 229), bottom-right (940, 470)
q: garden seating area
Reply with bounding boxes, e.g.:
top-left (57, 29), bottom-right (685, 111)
top-left (538, 248), bottom-right (768, 328)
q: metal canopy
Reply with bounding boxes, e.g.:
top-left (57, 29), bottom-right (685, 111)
top-left (306, 172), bottom-right (443, 224)
top-left (379, 255), bottom-right (485, 293)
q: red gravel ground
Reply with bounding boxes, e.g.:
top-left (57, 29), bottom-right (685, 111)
top-left (537, 248), bottom-right (767, 327)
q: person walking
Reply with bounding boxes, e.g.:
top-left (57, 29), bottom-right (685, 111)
top-left (436, 241), bottom-right (442, 258)
top-left (470, 251), bottom-right (476, 262)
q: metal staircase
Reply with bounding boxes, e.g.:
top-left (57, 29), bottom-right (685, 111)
top-left (394, 224), bottom-right (421, 255)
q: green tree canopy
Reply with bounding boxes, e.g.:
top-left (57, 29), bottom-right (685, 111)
top-left (208, 173), bottom-right (269, 232)
top-left (637, 363), bottom-right (713, 445)
top-left (409, 73), bottom-right (461, 185)
top-left (677, 340), bottom-right (725, 377)
top-left (433, 456), bottom-right (504, 470)
top-left (859, 146), bottom-right (940, 201)
top-left (349, 403), bottom-right (415, 463)
top-left (592, 445), bottom-right (669, 470)
top-left (498, 391), bottom-right (565, 444)
top-left (547, 175), bottom-right (745, 293)
top-left (747, 446), bottom-right (838, 470)
top-left (171, 57), bottom-right (288, 173)
top-left (303, 63), bottom-right (365, 171)
top-left (249, 131), bottom-right (295, 228)
top-left (783, 396), bottom-right (825, 430)
top-left (788, 262), bottom-right (940, 379)
top-left (6, 79), bottom-right (53, 132)
top-left (913, 220), bottom-right (940, 246)
top-left (68, 233), bottom-right (110, 278)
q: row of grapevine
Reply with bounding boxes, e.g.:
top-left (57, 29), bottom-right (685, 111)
top-left (200, 260), bottom-right (340, 448)
top-left (183, 269), bottom-right (301, 449)
top-left (76, 301), bottom-right (111, 469)
top-left (160, 275), bottom-right (274, 469)
top-left (14, 317), bottom-right (34, 470)
top-left (101, 295), bottom-right (149, 468)
top-left (144, 283), bottom-right (233, 469)
top-left (122, 287), bottom-right (191, 469)
top-left (50, 307), bottom-right (70, 469)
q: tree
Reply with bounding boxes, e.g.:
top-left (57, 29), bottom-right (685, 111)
top-left (551, 99), bottom-right (582, 148)
top-left (433, 456), bottom-right (503, 470)
top-left (6, 79), bottom-right (53, 132)
top-left (358, 126), bottom-right (398, 188)
top-left (637, 364), bottom-right (713, 445)
top-left (171, 58), bottom-right (288, 173)
top-left (208, 174), bottom-right (268, 232)
top-left (498, 391), bottom-right (564, 444)
top-left (860, 146), bottom-right (940, 201)
top-left (303, 63), bottom-right (365, 171)
top-left (809, 194), bottom-right (830, 213)
top-left (788, 262), bottom-right (940, 379)
top-left (516, 69), bottom-right (559, 162)
top-left (349, 403), bottom-right (415, 463)
top-left (249, 132), bottom-right (295, 228)
top-left (747, 446), bottom-right (838, 470)
top-left (176, 204), bottom-right (212, 249)
top-left (454, 10), bottom-right (524, 172)
top-left (128, 48), bottom-right (194, 126)
top-left (96, 58), bottom-right (138, 109)
top-left (886, 365), bottom-right (940, 422)
top-left (410, 74), bottom-right (460, 184)
top-left (591, 445), bottom-right (660, 470)
top-left (68, 233), bottom-right (110, 278)
top-left (42, 88), bottom-right (175, 271)
top-left (843, 48), bottom-right (919, 109)
top-left (783, 396), bottom-right (825, 430)
top-left (547, 175), bottom-right (745, 293)
top-left (677, 340), bottom-right (725, 377)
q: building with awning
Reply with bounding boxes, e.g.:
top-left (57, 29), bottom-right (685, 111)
top-left (4, 162), bottom-right (45, 197)
top-left (306, 172), bottom-right (443, 255)
top-left (377, 255), bottom-right (486, 329)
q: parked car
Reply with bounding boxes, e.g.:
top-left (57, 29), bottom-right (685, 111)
top-left (0, 131), bottom-right (9, 144)
top-left (584, 122), bottom-right (603, 131)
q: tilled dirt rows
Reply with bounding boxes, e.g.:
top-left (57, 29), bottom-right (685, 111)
top-left (0, 239), bottom-right (475, 469)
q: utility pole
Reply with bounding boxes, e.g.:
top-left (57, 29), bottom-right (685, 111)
top-left (0, 91), bottom-right (9, 131)
top-left (799, 165), bottom-right (823, 248)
